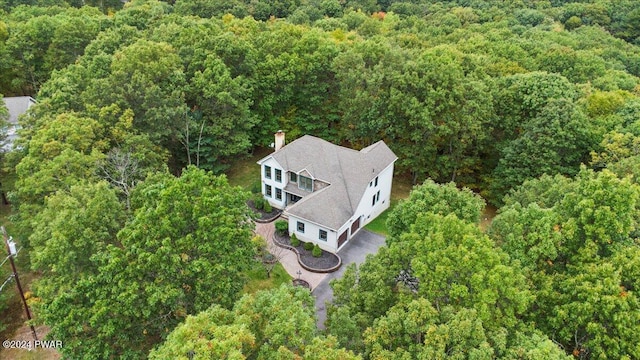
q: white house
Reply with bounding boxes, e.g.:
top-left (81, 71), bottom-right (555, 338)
top-left (257, 131), bottom-right (397, 253)
top-left (1, 96), bottom-right (36, 151)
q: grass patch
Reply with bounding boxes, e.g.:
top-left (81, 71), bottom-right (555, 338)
top-left (0, 325), bottom-right (60, 360)
top-left (479, 204), bottom-right (498, 231)
top-left (391, 173), bottom-right (413, 202)
top-left (0, 203), bottom-right (15, 234)
top-left (226, 147), bottom-right (271, 191)
top-left (365, 205), bottom-right (392, 236)
top-left (242, 260), bottom-right (292, 295)
top-left (365, 174), bottom-right (412, 236)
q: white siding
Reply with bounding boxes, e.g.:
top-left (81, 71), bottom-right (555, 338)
top-left (260, 157), bottom-right (287, 209)
top-left (288, 215), bottom-right (338, 253)
top-left (352, 162), bottom-right (395, 227)
top-left (331, 161), bottom-right (395, 252)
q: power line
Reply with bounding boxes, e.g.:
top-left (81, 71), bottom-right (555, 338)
top-left (2, 226), bottom-right (38, 340)
top-left (0, 247), bottom-right (21, 268)
top-left (0, 274), bottom-right (14, 293)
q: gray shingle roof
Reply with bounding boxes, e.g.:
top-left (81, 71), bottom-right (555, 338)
top-left (2, 96), bottom-right (35, 125)
top-left (2, 96), bottom-right (36, 151)
top-left (262, 135), bottom-right (397, 230)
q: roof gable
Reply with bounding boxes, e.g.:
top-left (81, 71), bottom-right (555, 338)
top-left (298, 169), bottom-right (312, 178)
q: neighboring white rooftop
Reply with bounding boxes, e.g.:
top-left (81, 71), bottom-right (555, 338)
top-left (259, 135), bottom-right (397, 230)
top-left (2, 96), bottom-right (35, 151)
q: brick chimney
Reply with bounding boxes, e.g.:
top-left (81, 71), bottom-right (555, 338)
top-left (274, 130), bottom-right (285, 151)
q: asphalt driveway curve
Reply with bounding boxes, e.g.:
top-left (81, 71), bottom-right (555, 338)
top-left (312, 229), bottom-right (386, 329)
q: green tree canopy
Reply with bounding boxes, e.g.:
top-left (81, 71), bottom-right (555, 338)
top-left (387, 178), bottom-right (485, 238)
top-left (33, 166), bottom-right (257, 358)
top-left (490, 168), bottom-right (640, 358)
top-left (491, 98), bottom-right (596, 202)
top-left (329, 212), bottom-right (539, 356)
top-left (150, 285), bottom-right (361, 359)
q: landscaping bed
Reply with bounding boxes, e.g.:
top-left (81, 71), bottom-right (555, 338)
top-left (292, 278), bottom-right (311, 290)
top-left (247, 199), bottom-right (281, 222)
top-left (273, 231), bottom-right (341, 272)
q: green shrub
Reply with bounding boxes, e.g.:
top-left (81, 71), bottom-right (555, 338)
top-left (253, 195), bottom-right (265, 210)
top-left (251, 235), bottom-right (267, 255)
top-left (303, 241), bottom-right (314, 251)
top-left (291, 234), bottom-right (300, 247)
top-left (275, 220), bottom-right (288, 235)
top-left (264, 202), bottom-right (272, 213)
top-left (263, 253), bottom-right (276, 264)
top-left (565, 15), bottom-right (582, 30)
top-left (312, 244), bottom-right (322, 257)
top-left (250, 181), bottom-right (261, 194)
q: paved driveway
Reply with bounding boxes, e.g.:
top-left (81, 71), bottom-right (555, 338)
top-left (312, 229), bottom-right (386, 329)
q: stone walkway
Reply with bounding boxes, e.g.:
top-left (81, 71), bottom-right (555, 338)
top-left (254, 222), bottom-right (328, 290)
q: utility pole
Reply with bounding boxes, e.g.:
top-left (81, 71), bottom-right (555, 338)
top-left (2, 226), bottom-right (37, 341)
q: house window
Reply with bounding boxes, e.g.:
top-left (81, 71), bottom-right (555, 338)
top-left (275, 188), bottom-right (282, 200)
top-left (275, 169), bottom-right (282, 182)
top-left (297, 221), bottom-right (305, 233)
top-left (264, 165), bottom-right (272, 179)
top-left (375, 176), bottom-right (379, 187)
top-left (319, 229), bottom-right (327, 241)
top-left (369, 181), bottom-right (372, 187)
top-left (299, 176), bottom-right (313, 192)
top-left (265, 184), bottom-right (272, 197)
top-left (372, 190), bottom-right (381, 206)
top-left (290, 172), bottom-right (297, 182)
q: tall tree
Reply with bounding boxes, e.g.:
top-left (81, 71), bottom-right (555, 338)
top-left (383, 45), bottom-right (493, 185)
top-left (328, 213), bottom-right (538, 355)
top-left (363, 298), bottom-right (570, 360)
top-left (1, 6), bottom-right (108, 95)
top-left (104, 39), bottom-right (188, 144)
top-left (492, 72), bottom-right (577, 143)
top-left (387, 178), bottom-right (485, 238)
top-left (490, 168), bottom-right (640, 358)
top-left (491, 99), bottom-right (595, 203)
top-left (12, 112), bottom-right (106, 243)
top-left (186, 54), bottom-right (255, 172)
top-left (150, 285), bottom-right (360, 359)
top-left (34, 166), bottom-right (256, 358)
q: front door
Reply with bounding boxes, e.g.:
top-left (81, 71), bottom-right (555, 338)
top-left (289, 194), bottom-right (301, 204)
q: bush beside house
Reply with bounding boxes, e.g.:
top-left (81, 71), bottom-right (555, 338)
top-left (312, 244), bottom-right (322, 258)
top-left (291, 234), bottom-right (300, 247)
top-left (275, 220), bottom-right (288, 235)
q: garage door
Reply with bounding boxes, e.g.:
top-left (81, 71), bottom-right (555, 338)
top-left (338, 229), bottom-right (348, 249)
top-left (350, 217), bottom-right (360, 234)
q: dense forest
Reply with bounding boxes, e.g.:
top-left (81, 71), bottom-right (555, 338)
top-left (1, 0), bottom-right (639, 358)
